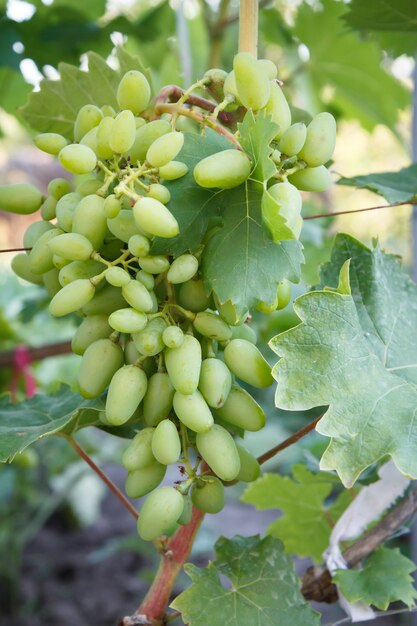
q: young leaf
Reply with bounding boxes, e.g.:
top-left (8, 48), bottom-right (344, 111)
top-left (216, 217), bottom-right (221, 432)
top-left (238, 110), bottom-right (278, 183)
top-left (171, 535), bottom-right (320, 626)
top-left (338, 164), bottom-right (417, 204)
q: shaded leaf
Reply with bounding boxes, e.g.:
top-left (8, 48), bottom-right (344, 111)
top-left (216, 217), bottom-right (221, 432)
top-left (344, 0), bottom-right (417, 33)
top-left (338, 164), bottom-right (417, 204)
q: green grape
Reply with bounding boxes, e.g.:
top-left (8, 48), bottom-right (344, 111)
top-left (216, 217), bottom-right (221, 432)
top-left (74, 104), bottom-right (103, 143)
top-left (71, 315), bottom-right (112, 355)
top-left (40, 196), bottom-right (57, 221)
top-left (59, 144), bottom-right (97, 175)
top-left (48, 232), bottom-right (94, 261)
top-left (122, 428), bottom-right (156, 472)
top-left (110, 110), bottom-right (136, 154)
top-left (179, 279), bottom-right (211, 313)
top-left (256, 298), bottom-right (277, 314)
top-left (80, 126), bottom-right (99, 153)
top-left (29, 228), bottom-right (64, 274)
top-left (146, 183), bottom-right (171, 204)
top-left (128, 233), bottom-right (150, 258)
top-left (158, 161), bottom-right (189, 180)
top-left (173, 389), bottom-right (214, 433)
top-left (108, 307), bottom-right (147, 333)
top-left (279, 122), bottom-right (307, 157)
top-left (224, 339), bottom-right (273, 388)
top-left (143, 372), bottom-right (175, 427)
top-left (276, 279), bottom-right (291, 310)
top-left (149, 290), bottom-right (158, 313)
top-left (34, 132), bottom-right (68, 155)
top-left (235, 444), bottom-right (260, 482)
top-left (11, 253), bottom-right (43, 285)
top-left (223, 71), bottom-right (238, 98)
top-left (105, 267), bottom-right (131, 287)
top-left (177, 495), bottom-right (193, 525)
top-left (258, 58), bottom-right (277, 79)
top-left (133, 197), bottom-right (179, 238)
top-left (216, 385), bottom-right (265, 431)
top-left (193, 150), bottom-right (251, 189)
top-left (167, 254), bottom-right (198, 284)
top-left (165, 334), bottom-right (202, 394)
top-left (162, 325), bottom-right (184, 349)
top-left (72, 194), bottom-right (107, 250)
top-left (263, 181), bottom-right (303, 240)
top-left (56, 192), bottom-right (82, 232)
top-left (288, 165), bottom-right (331, 192)
top-left (12, 448), bottom-right (39, 469)
top-left (298, 112), bottom-right (336, 167)
top-left (138, 255), bottom-right (170, 274)
top-left (78, 338), bottom-right (124, 398)
top-left (204, 68), bottom-right (228, 102)
top-left (137, 486), bottom-right (184, 541)
top-left (107, 210), bottom-right (140, 244)
top-left (264, 81), bottom-right (291, 140)
top-left (81, 284), bottom-right (127, 316)
top-left (117, 70), bottom-right (151, 115)
top-left (136, 270), bottom-right (154, 291)
top-left (58, 259), bottom-right (103, 286)
top-left (126, 462), bottom-right (166, 499)
top-left (151, 419), bottom-right (181, 465)
top-left (122, 279), bottom-right (154, 312)
top-left (198, 358), bottom-right (232, 408)
top-left (52, 255), bottom-right (69, 270)
top-left (104, 194), bottom-right (121, 219)
top-left (0, 183), bottom-right (43, 215)
top-left (128, 119), bottom-right (171, 163)
top-left (49, 279), bottom-right (95, 317)
top-left (193, 311), bottom-right (232, 341)
top-left (230, 322), bottom-right (257, 344)
top-left (101, 104), bottom-right (116, 117)
top-left (136, 117), bottom-right (146, 128)
top-left (48, 178), bottom-right (71, 200)
top-left (271, 149), bottom-right (281, 164)
top-left (43, 268), bottom-right (61, 297)
top-left (96, 116), bottom-right (115, 160)
top-left (233, 52), bottom-right (270, 110)
top-left (133, 317), bottom-right (167, 356)
top-left (23, 220), bottom-right (54, 249)
top-left (196, 425), bottom-right (240, 481)
top-left (75, 178), bottom-right (102, 197)
top-left (146, 131), bottom-right (184, 168)
top-left (106, 365), bottom-right (148, 425)
top-left (191, 477), bottom-right (225, 513)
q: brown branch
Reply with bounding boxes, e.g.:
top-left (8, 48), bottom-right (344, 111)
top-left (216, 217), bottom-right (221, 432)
top-left (0, 247), bottom-right (31, 253)
top-left (154, 84), bottom-right (234, 125)
top-left (301, 482), bottom-right (417, 604)
top-left (257, 414), bottom-right (323, 465)
top-left (304, 200), bottom-right (416, 221)
top-left (0, 341), bottom-right (72, 368)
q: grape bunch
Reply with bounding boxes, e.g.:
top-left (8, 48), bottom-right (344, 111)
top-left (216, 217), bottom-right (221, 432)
top-left (1, 51), bottom-right (337, 540)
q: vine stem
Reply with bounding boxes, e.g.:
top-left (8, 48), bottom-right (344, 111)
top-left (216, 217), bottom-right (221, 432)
top-left (257, 414), bottom-right (323, 465)
top-left (154, 84), bottom-right (235, 125)
top-left (239, 0), bottom-right (259, 56)
top-left (305, 199), bottom-right (416, 221)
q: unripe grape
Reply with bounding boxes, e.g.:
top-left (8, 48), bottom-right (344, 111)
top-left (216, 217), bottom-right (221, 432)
top-left (128, 233), bottom-right (150, 258)
top-left (279, 123), bottom-right (307, 157)
top-left (56, 192), bottom-right (82, 232)
top-left (138, 255), bottom-right (170, 274)
top-left (191, 477), bottom-right (225, 513)
top-left (146, 131), bottom-right (184, 168)
top-left (0, 183), bottom-right (43, 215)
top-left (143, 372), bottom-right (175, 427)
top-left (198, 358), bottom-right (232, 408)
top-left (48, 178), bottom-right (71, 200)
top-left (78, 338), bottom-right (124, 398)
top-left (59, 144), bottom-right (97, 175)
top-left (117, 70), bottom-right (151, 115)
top-left (58, 259), bottom-right (103, 286)
top-left (133, 197), bottom-right (179, 238)
top-left (216, 385), bottom-right (265, 431)
top-left (122, 428), bottom-right (156, 472)
top-left (110, 110), bottom-right (136, 154)
top-left (136, 117), bottom-right (146, 128)
top-left (80, 126), bottom-right (99, 153)
top-left (196, 425), bottom-right (240, 481)
top-left (43, 268), bottom-right (61, 297)
top-left (230, 322), bottom-right (257, 344)
top-left (96, 116), bottom-right (115, 159)
top-left (204, 68), bottom-right (228, 102)
top-left (11, 253), bottom-right (43, 285)
top-left (264, 81), bottom-right (291, 140)
top-left (179, 279), bottom-right (211, 312)
top-left (277, 279), bottom-right (291, 309)
top-left (40, 196), bottom-right (57, 221)
top-left (137, 487), bottom-right (184, 541)
top-left (233, 52), bottom-right (270, 110)
top-left (122, 279), bottom-right (154, 312)
top-left (159, 161), bottom-right (189, 180)
top-left (74, 104), bottom-right (103, 142)
top-left (108, 210), bottom-right (139, 244)
top-left (49, 279), bottom-right (95, 317)
top-left (104, 194), bottom-right (121, 219)
top-left (136, 270), bottom-right (154, 291)
top-left (12, 448), bottom-right (39, 469)
top-left (177, 495), bottom-right (193, 525)
top-left (288, 165), bottom-right (331, 192)
top-left (224, 339), bottom-right (273, 388)
top-left (162, 325), bottom-right (184, 349)
top-left (194, 150), bottom-right (251, 189)
top-left (81, 284), bottom-right (126, 316)
top-left (105, 267), bottom-right (131, 287)
top-left (262, 181), bottom-right (303, 240)
top-left (52, 255), bottom-right (69, 270)
top-left (133, 317), bottom-right (167, 356)
top-left (258, 58), bottom-right (277, 79)
top-left (223, 71), bottom-right (239, 99)
top-left (173, 390), bottom-right (214, 433)
top-left (152, 419), bottom-right (181, 465)
top-left (298, 112), bottom-right (336, 167)
top-left (235, 444), bottom-right (261, 482)
top-left (76, 179), bottom-right (103, 198)
top-left (23, 220), bottom-right (54, 249)
top-left (128, 119), bottom-right (171, 163)
top-left (72, 194), bottom-right (107, 250)
top-left (101, 104), bottom-right (116, 117)
top-left (167, 254), bottom-right (198, 284)
top-left (71, 314), bottom-right (112, 355)
top-left (147, 183), bottom-right (171, 204)
top-left (165, 334), bottom-right (202, 394)
top-left (106, 365), bottom-right (148, 425)
top-left (126, 462), bottom-right (166, 499)
top-left (34, 132), bottom-right (68, 155)
top-left (29, 228), bottom-right (64, 274)
top-left (108, 307), bottom-right (147, 333)
top-left (193, 311), bottom-right (232, 341)
top-left (48, 233), bottom-right (94, 261)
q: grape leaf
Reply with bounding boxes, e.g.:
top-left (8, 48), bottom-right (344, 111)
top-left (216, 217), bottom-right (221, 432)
top-left (202, 181), bottom-right (303, 315)
top-left (344, 0), bottom-right (417, 32)
top-left (334, 548), bottom-right (417, 610)
top-left (171, 535), bottom-right (320, 626)
top-left (338, 164), bottom-right (417, 203)
top-left (242, 465), bottom-right (351, 562)
top-left (270, 233), bottom-right (417, 487)
top-left (238, 110), bottom-right (278, 183)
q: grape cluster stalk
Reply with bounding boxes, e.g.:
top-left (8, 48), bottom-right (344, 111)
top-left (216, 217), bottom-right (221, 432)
top-left (1, 53), bottom-right (336, 540)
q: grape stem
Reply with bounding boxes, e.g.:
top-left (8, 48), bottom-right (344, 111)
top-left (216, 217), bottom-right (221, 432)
top-left (257, 414), bottom-right (323, 466)
top-left (154, 84), bottom-right (235, 126)
top-left (304, 199), bottom-right (417, 221)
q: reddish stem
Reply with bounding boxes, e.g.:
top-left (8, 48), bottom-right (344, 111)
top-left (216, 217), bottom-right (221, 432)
top-left (0, 246), bottom-right (31, 253)
top-left (257, 414), bottom-right (322, 465)
top-left (0, 341), bottom-right (72, 368)
top-left (305, 200), bottom-right (415, 221)
top-left (155, 84), bottom-right (234, 126)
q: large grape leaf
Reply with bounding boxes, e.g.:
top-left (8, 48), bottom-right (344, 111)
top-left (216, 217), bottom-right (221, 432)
top-left (171, 535), bottom-right (320, 626)
top-left (270, 233), bottom-right (417, 487)
top-left (338, 164), bottom-right (417, 204)
top-left (334, 548), bottom-right (417, 610)
top-left (241, 465), bottom-right (351, 563)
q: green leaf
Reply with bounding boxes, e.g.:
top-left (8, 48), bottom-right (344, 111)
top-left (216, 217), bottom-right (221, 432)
top-left (238, 110), bottom-right (278, 183)
top-left (202, 181), bottom-right (303, 316)
top-left (334, 548), bottom-right (417, 610)
top-left (0, 67), bottom-right (32, 117)
top-left (171, 535), bottom-right (320, 626)
top-left (338, 164), bottom-right (417, 203)
top-left (242, 465), bottom-right (350, 562)
top-left (0, 386), bottom-right (105, 462)
top-left (292, 0), bottom-right (410, 130)
top-left (344, 0), bottom-right (417, 39)
top-left (270, 233), bottom-right (417, 487)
